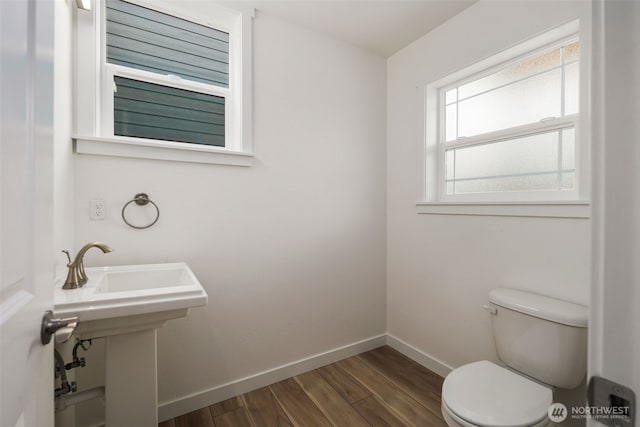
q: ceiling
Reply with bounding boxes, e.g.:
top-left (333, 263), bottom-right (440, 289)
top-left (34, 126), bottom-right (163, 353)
top-left (235, 1), bottom-right (477, 57)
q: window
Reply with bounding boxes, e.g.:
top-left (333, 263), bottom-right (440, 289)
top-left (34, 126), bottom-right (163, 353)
top-left (421, 21), bottom-right (589, 215)
top-left (75, 0), bottom-right (254, 165)
top-left (112, 76), bottom-right (226, 146)
top-left (106, 0), bottom-right (229, 146)
top-left (442, 39), bottom-right (579, 198)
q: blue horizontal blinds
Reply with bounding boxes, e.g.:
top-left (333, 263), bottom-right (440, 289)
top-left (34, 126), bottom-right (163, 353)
top-left (106, 0), bottom-right (229, 87)
top-left (114, 76), bottom-right (225, 146)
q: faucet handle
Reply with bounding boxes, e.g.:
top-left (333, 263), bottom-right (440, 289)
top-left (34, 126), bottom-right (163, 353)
top-left (62, 250), bottom-right (72, 264)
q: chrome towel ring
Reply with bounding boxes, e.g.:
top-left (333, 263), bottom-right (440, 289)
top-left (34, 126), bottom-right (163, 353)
top-left (121, 193), bottom-right (160, 229)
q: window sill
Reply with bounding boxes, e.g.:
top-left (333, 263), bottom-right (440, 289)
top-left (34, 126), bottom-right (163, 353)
top-left (74, 136), bottom-right (253, 167)
top-left (416, 201), bottom-right (590, 218)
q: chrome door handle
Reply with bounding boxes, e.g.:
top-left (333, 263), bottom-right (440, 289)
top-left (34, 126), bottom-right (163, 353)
top-left (41, 310), bottom-right (78, 345)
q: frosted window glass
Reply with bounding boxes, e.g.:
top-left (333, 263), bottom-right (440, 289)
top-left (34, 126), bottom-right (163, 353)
top-left (442, 40), bottom-right (579, 141)
top-left (445, 104), bottom-right (457, 141)
top-left (565, 41), bottom-right (579, 62)
top-left (561, 128), bottom-right (576, 190)
top-left (451, 132), bottom-right (558, 179)
top-left (561, 128), bottom-right (575, 170)
top-left (447, 181), bottom-right (455, 194)
top-left (564, 62), bottom-right (579, 115)
top-left (452, 173), bottom-right (560, 194)
top-left (458, 48), bottom-right (561, 100)
top-left (457, 69), bottom-right (562, 138)
top-left (445, 128), bottom-right (575, 195)
top-left (445, 88), bottom-right (457, 105)
top-left (446, 150), bottom-right (454, 180)
top-left (562, 173), bottom-right (575, 190)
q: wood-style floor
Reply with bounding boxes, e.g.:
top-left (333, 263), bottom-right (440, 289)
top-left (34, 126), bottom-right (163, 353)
top-left (159, 346), bottom-right (447, 427)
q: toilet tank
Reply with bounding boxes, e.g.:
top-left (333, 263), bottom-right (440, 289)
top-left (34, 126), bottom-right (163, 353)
top-left (488, 288), bottom-right (588, 389)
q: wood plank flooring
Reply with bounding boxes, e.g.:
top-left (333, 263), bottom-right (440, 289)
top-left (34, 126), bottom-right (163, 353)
top-left (159, 346), bottom-right (446, 427)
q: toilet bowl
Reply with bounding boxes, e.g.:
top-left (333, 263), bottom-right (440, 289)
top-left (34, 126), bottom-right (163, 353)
top-left (441, 361), bottom-right (552, 427)
top-left (440, 289), bottom-right (588, 427)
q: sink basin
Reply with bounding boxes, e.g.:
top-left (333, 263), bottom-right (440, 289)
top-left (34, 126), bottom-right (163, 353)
top-left (54, 262), bottom-right (208, 338)
top-left (95, 266), bottom-right (192, 293)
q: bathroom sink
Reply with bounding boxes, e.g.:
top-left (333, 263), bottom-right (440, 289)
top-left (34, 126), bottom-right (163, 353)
top-left (54, 263), bottom-right (208, 424)
top-left (95, 266), bottom-right (192, 293)
top-left (54, 262), bottom-right (208, 338)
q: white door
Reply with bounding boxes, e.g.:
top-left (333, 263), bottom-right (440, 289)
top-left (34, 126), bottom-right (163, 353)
top-left (590, 0), bottom-right (640, 424)
top-left (0, 0), bottom-right (55, 426)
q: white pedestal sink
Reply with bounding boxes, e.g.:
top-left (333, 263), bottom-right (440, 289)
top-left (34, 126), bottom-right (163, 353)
top-left (54, 263), bottom-right (208, 427)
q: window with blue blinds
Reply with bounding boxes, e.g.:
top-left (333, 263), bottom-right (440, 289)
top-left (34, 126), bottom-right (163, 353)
top-left (114, 76), bottom-right (225, 146)
top-left (106, 0), bottom-right (229, 87)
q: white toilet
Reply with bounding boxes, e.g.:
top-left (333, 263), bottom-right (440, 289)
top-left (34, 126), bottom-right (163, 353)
top-left (441, 288), bottom-right (588, 427)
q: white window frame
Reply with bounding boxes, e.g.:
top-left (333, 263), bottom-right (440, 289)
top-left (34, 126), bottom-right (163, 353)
top-left (74, 0), bottom-right (254, 166)
top-left (419, 20), bottom-right (590, 218)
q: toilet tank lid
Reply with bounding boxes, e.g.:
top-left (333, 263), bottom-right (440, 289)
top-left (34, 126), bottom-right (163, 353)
top-left (489, 288), bottom-right (588, 327)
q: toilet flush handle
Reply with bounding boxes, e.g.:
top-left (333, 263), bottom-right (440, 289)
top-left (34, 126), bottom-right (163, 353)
top-left (482, 304), bottom-right (497, 315)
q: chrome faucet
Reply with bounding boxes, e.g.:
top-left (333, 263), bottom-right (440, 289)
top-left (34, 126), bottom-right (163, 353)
top-left (62, 242), bottom-right (113, 289)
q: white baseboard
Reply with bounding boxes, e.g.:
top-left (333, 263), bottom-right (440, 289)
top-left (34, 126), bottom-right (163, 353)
top-left (385, 334), bottom-right (453, 378)
top-left (158, 333), bottom-right (454, 422)
top-left (158, 334), bottom-right (387, 422)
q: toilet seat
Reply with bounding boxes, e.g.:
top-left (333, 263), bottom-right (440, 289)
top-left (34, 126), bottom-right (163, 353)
top-left (442, 361), bottom-right (552, 427)
top-left (441, 401), bottom-right (550, 427)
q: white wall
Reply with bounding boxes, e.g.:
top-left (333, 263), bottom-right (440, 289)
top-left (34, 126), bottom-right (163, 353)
top-left (72, 8), bottom-right (387, 420)
top-left (590, 1), bottom-right (640, 424)
top-left (387, 0), bottom-right (591, 377)
top-left (53, 0), bottom-right (76, 283)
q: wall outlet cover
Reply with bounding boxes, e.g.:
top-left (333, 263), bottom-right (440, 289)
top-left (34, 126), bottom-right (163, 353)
top-left (90, 199), bottom-right (106, 220)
